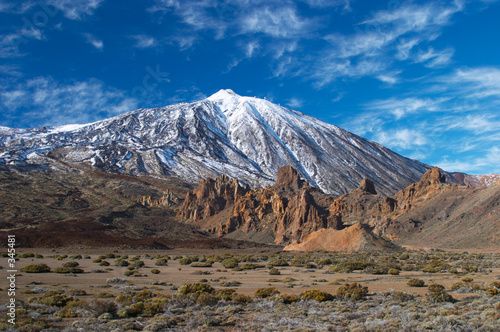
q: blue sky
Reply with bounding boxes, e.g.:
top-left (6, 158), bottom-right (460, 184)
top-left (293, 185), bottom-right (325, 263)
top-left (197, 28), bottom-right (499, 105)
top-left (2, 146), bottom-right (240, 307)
top-left (0, 0), bottom-right (499, 175)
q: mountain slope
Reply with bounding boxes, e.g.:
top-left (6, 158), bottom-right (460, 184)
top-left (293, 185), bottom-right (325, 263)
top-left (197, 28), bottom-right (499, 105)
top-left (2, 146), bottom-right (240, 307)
top-left (1, 89), bottom-right (437, 195)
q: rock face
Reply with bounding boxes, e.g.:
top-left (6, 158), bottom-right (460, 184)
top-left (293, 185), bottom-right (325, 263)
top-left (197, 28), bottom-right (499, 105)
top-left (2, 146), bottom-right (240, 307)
top-left (179, 174), bottom-right (249, 222)
top-left (179, 166), bottom-right (332, 244)
top-left (284, 224), bottom-right (399, 252)
top-left (179, 166), bottom-right (499, 251)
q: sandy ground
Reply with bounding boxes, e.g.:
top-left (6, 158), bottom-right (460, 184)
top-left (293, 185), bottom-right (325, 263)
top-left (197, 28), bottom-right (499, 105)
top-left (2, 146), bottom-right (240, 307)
top-left (2, 248), bottom-right (499, 306)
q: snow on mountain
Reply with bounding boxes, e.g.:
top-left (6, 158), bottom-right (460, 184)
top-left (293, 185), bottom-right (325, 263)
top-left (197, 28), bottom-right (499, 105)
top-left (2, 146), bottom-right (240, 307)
top-left (0, 89), bottom-right (438, 195)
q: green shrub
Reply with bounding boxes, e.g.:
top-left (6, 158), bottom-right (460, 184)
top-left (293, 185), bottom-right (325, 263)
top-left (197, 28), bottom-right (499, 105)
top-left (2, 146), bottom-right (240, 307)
top-left (490, 281), bottom-right (500, 288)
top-left (300, 289), bottom-right (334, 302)
top-left (485, 288), bottom-right (499, 296)
top-left (267, 257), bottom-right (289, 268)
top-left (335, 283), bottom-right (368, 301)
top-left (329, 262), bottom-right (369, 273)
top-left (178, 257), bottom-right (193, 265)
top-left (133, 260), bottom-right (145, 268)
top-left (52, 267), bottom-right (84, 274)
top-left (221, 258), bottom-right (238, 269)
top-left (177, 283), bottom-right (215, 295)
top-left (388, 268), bottom-right (400, 275)
top-left (254, 287), bottom-right (280, 298)
top-left (191, 262), bottom-right (213, 267)
top-left (99, 260), bottom-right (110, 266)
top-left (427, 283), bottom-right (455, 303)
top-left (62, 261), bottom-right (79, 268)
top-left (451, 282), bottom-right (464, 290)
top-left (196, 293), bottom-right (219, 306)
top-left (155, 258), bottom-right (168, 266)
top-left (21, 264), bottom-right (51, 273)
top-left (118, 302), bottom-right (144, 318)
top-left (29, 290), bottom-right (73, 307)
top-left (280, 294), bottom-right (300, 304)
top-left (88, 299), bottom-right (118, 317)
top-left (236, 263), bottom-right (264, 270)
top-left (115, 259), bottom-right (129, 267)
top-left (215, 289), bottom-right (236, 301)
top-left (407, 278), bottom-right (425, 287)
top-left (269, 267), bottom-right (281, 275)
top-left (232, 293), bottom-right (252, 305)
top-left (151, 269), bottom-right (160, 274)
top-left (399, 253), bottom-right (410, 260)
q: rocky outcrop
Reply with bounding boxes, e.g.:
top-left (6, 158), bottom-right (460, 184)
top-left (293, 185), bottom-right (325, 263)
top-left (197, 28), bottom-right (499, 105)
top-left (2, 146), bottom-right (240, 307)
top-left (284, 224), bottom-right (399, 252)
top-left (394, 167), bottom-right (448, 213)
top-left (178, 166), bottom-right (498, 251)
top-left (138, 189), bottom-right (179, 207)
top-left (274, 188), bottom-right (328, 244)
top-left (273, 166), bottom-right (307, 191)
top-left (178, 174), bottom-right (249, 221)
top-left (179, 167), bottom-right (331, 244)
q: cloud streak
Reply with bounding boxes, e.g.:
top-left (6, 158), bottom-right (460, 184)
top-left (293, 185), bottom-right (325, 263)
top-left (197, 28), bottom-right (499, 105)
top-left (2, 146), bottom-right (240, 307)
top-left (0, 77), bottom-right (137, 128)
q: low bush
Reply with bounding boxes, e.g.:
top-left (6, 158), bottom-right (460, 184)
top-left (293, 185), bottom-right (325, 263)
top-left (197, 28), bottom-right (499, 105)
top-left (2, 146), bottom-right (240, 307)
top-left (178, 282), bottom-right (215, 295)
top-left (21, 264), bottom-right (51, 273)
top-left (115, 259), bottom-right (129, 267)
top-left (155, 258), bottom-right (168, 266)
top-left (29, 290), bottom-right (73, 307)
top-left (151, 268), bottom-right (160, 274)
top-left (254, 287), bottom-right (280, 298)
top-left (335, 283), bottom-right (368, 301)
top-left (88, 299), bottom-right (117, 317)
top-left (269, 267), bottom-right (281, 275)
top-left (221, 258), bottom-right (238, 269)
top-left (179, 257), bottom-right (193, 265)
top-left (407, 278), bottom-right (426, 287)
top-left (280, 294), bottom-right (300, 304)
top-left (62, 261), bottom-right (79, 268)
top-left (191, 262), bottom-right (213, 267)
top-left (427, 283), bottom-right (455, 303)
top-left (52, 267), bottom-right (84, 274)
top-left (300, 289), bottom-right (334, 302)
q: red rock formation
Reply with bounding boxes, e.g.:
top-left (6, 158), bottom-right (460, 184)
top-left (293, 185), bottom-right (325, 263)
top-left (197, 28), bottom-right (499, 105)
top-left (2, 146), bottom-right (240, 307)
top-left (273, 166), bottom-right (307, 191)
top-left (178, 174), bottom-right (249, 221)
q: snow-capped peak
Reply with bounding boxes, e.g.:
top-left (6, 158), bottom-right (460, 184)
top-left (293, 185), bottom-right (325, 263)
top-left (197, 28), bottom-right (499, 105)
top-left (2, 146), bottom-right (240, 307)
top-left (207, 89), bottom-right (241, 101)
top-left (0, 89), bottom-right (434, 195)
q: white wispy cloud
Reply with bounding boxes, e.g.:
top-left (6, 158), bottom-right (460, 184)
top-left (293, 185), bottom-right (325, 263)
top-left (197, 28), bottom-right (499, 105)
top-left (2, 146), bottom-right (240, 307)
top-left (366, 97), bottom-right (447, 119)
top-left (311, 1), bottom-right (464, 85)
top-left (83, 33), bottom-right (103, 50)
top-left (0, 65), bottom-right (22, 77)
top-left (351, 65), bottom-right (500, 174)
top-left (245, 40), bottom-right (260, 58)
top-left (131, 35), bottom-right (158, 49)
top-left (415, 47), bottom-right (454, 68)
top-left (287, 97), bottom-right (304, 109)
top-left (239, 6), bottom-right (315, 38)
top-left (0, 0), bottom-right (35, 14)
top-left (436, 146), bottom-right (500, 173)
top-left (300, 0), bottom-right (351, 9)
top-left (0, 28), bottom-right (44, 58)
top-left (0, 77), bottom-right (137, 127)
top-left (374, 128), bottom-right (428, 150)
top-left (46, 0), bottom-right (104, 20)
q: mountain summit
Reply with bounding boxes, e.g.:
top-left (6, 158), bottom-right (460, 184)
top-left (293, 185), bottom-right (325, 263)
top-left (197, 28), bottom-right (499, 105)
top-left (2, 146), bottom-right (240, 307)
top-left (1, 89), bottom-right (435, 195)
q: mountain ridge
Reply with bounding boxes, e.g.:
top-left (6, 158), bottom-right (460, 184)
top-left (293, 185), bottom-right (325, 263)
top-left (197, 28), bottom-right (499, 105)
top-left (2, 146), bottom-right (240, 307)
top-left (1, 89), bottom-right (453, 195)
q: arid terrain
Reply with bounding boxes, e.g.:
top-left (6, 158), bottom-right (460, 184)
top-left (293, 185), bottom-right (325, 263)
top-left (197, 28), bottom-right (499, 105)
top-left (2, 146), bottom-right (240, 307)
top-left (1, 162), bottom-right (499, 331)
top-left (1, 248), bottom-right (499, 331)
